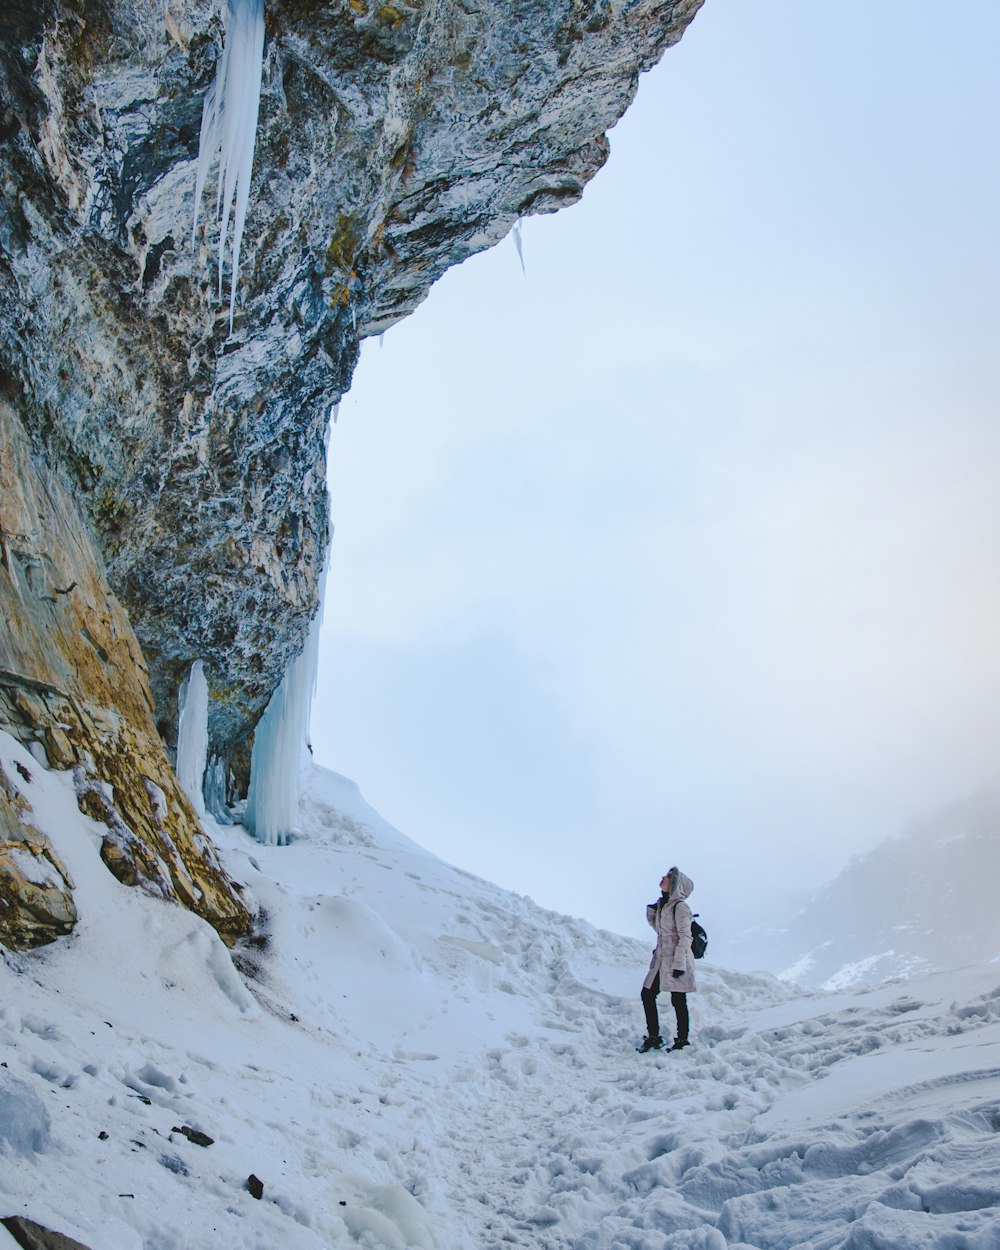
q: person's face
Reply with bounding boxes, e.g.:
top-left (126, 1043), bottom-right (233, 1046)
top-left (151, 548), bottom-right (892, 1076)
top-left (660, 873), bottom-right (673, 893)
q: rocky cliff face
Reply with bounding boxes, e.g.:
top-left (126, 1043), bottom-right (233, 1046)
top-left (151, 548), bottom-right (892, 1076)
top-left (0, 399), bottom-right (251, 944)
top-left (0, 0), bottom-right (701, 944)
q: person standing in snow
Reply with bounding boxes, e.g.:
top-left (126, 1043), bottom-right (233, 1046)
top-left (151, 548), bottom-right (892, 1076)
top-left (638, 867), bottom-right (696, 1053)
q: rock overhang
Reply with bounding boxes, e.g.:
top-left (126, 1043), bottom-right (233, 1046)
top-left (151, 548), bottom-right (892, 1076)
top-left (0, 0), bottom-right (703, 938)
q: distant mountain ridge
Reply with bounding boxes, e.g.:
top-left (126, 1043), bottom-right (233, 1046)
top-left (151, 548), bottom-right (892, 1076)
top-left (768, 792), bottom-right (1000, 990)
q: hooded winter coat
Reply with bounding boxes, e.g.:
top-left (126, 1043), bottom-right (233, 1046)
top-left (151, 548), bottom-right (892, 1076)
top-left (642, 869), bottom-right (697, 994)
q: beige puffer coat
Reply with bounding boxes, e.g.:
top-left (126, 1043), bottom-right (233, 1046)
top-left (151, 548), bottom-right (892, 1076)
top-left (642, 869), bottom-right (697, 994)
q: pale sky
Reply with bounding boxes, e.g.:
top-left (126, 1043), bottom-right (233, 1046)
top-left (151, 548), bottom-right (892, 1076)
top-left (310, 0), bottom-right (1000, 963)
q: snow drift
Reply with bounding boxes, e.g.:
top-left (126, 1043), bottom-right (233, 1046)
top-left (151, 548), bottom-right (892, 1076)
top-left (1, 728), bottom-right (999, 1249)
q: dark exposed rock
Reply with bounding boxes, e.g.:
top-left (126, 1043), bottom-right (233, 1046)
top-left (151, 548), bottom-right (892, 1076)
top-left (172, 1123), bottom-right (214, 1147)
top-left (0, 760), bottom-right (76, 949)
top-left (247, 1173), bottom-right (264, 1200)
top-left (1, 1216), bottom-right (93, 1250)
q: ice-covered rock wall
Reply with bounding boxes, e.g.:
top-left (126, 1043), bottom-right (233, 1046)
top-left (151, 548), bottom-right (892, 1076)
top-left (0, 0), bottom-right (702, 940)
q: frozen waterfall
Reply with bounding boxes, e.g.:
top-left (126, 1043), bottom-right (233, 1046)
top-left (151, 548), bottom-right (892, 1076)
top-left (244, 577), bottom-right (327, 845)
top-left (193, 0), bottom-right (265, 330)
top-left (204, 755), bottom-right (234, 824)
top-left (176, 660), bottom-right (209, 816)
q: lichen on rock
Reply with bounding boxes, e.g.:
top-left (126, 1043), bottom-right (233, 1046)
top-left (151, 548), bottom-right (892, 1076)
top-left (0, 760), bottom-right (77, 950)
top-left (0, 400), bottom-right (250, 946)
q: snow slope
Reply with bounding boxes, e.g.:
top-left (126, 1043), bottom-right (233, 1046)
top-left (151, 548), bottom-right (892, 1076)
top-left (1, 729), bottom-right (999, 1249)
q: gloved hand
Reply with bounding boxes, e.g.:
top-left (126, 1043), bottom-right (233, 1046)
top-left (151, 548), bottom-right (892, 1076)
top-left (672, 970), bottom-right (684, 978)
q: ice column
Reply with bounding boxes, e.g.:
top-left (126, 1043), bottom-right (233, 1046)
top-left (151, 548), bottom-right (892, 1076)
top-left (193, 0), bottom-right (265, 329)
top-left (204, 755), bottom-right (234, 824)
top-left (245, 570), bottom-right (327, 845)
top-left (176, 660), bottom-right (210, 816)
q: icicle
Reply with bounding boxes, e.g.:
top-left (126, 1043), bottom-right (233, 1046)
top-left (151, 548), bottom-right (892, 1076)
top-left (204, 755), bottom-right (234, 824)
top-left (512, 218), bottom-right (526, 274)
top-left (193, 0), bottom-right (265, 331)
top-left (176, 660), bottom-right (210, 816)
top-left (331, 400), bottom-right (340, 425)
top-left (244, 563), bottom-right (328, 845)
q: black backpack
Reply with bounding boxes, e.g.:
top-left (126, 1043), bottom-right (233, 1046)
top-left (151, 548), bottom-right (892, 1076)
top-left (672, 901), bottom-right (708, 959)
top-left (690, 915), bottom-right (708, 960)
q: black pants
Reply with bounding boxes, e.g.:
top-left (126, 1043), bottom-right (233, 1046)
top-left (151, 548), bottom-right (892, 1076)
top-left (641, 973), bottom-right (689, 1042)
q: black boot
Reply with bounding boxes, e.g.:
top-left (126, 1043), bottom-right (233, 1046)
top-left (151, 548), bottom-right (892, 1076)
top-left (668, 1037), bottom-right (689, 1051)
top-left (637, 1035), bottom-right (664, 1053)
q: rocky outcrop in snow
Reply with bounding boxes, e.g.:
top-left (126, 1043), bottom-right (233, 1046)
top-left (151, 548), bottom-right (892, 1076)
top-left (0, 759), bottom-right (76, 950)
top-left (1, 1216), bottom-right (95, 1250)
top-left (0, 401), bottom-right (250, 945)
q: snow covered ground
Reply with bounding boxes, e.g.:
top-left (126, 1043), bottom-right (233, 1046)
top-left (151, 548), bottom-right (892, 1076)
top-left (2, 727), bottom-right (999, 1249)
